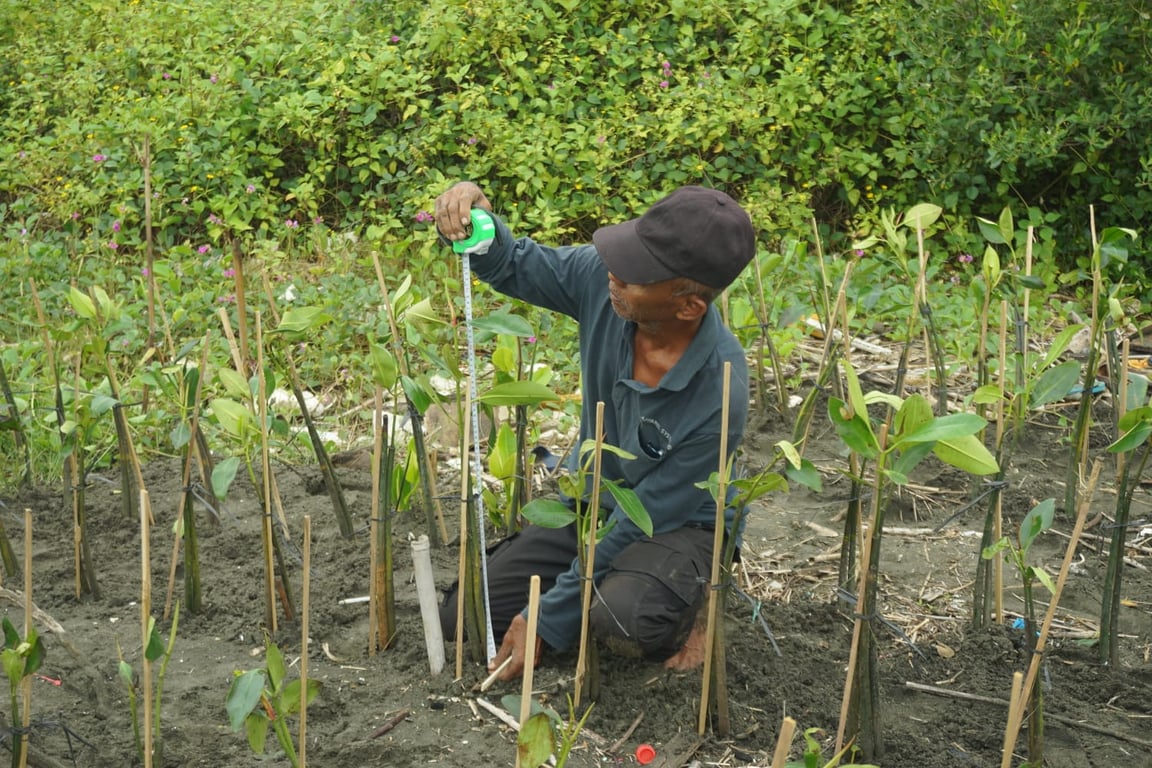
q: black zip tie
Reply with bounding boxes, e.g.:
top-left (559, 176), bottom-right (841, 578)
top-left (932, 478), bottom-right (1010, 534)
top-left (836, 588), bottom-right (926, 660)
top-left (732, 587), bottom-right (782, 657)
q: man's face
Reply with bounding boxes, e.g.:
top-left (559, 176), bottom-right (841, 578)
top-left (607, 273), bottom-right (685, 324)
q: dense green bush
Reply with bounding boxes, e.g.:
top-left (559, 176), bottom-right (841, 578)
top-left (0, 0), bottom-right (1147, 282)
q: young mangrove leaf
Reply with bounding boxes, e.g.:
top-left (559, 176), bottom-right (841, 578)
top-left (1019, 498), bottom-right (1056, 553)
top-left (226, 670), bottom-right (266, 731)
top-left (902, 202), bottom-right (943, 230)
top-left (517, 712), bottom-right (556, 768)
top-left (828, 397), bottom-right (879, 459)
top-left (604, 483), bottom-right (653, 536)
top-left (933, 434), bottom-right (999, 475)
top-left (896, 412), bottom-right (985, 446)
top-left (488, 423), bottom-right (517, 480)
top-left (273, 306), bottom-right (332, 336)
top-left (400, 375), bottom-right (434, 414)
top-left (1108, 406), bottom-right (1152, 453)
top-left (893, 393), bottom-right (932, 438)
top-left (369, 343), bottom-right (398, 389)
top-left (474, 312), bottom-right (535, 337)
top-left (217, 368), bottom-right (252, 401)
top-left (888, 442), bottom-right (936, 484)
top-left (1029, 360), bottom-right (1082, 409)
top-left (479, 380), bottom-right (560, 407)
top-left (210, 398), bottom-right (254, 439)
top-left (520, 499), bottom-right (577, 529)
top-left (211, 456), bottom-right (241, 499)
top-left (68, 286), bottom-right (97, 319)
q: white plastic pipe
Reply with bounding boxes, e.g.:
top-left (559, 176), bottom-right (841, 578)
top-left (411, 535), bottom-right (445, 675)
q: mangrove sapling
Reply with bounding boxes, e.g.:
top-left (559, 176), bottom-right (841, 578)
top-left (1063, 223), bottom-right (1138, 519)
top-left (262, 285), bottom-right (354, 539)
top-left (1100, 402), bottom-right (1152, 665)
top-left (783, 727), bottom-right (879, 768)
top-left (501, 693), bottom-right (594, 768)
top-left (0, 358), bottom-right (31, 488)
top-left (1, 617), bottom-right (44, 768)
top-left (830, 361), bottom-right (999, 761)
top-left (983, 498), bottom-right (1058, 767)
top-left (225, 637), bottom-right (321, 768)
top-left (116, 605), bottom-right (179, 766)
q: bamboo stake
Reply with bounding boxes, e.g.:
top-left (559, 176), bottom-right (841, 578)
top-left (229, 239), bottom-right (250, 368)
top-left (1002, 460), bottom-right (1101, 760)
top-left (770, 716), bottom-right (798, 768)
top-left (140, 135), bottom-right (157, 367)
top-left (256, 312), bottom-right (277, 633)
top-left (299, 515), bottom-right (311, 768)
top-left (368, 388), bottom-right (384, 656)
top-left (139, 491), bottom-right (154, 768)
top-left (999, 672), bottom-right (1024, 768)
top-left (454, 387), bottom-right (473, 680)
top-left (19, 509), bottom-right (32, 768)
top-left (516, 575), bottom-right (542, 768)
top-left (698, 362), bottom-right (732, 736)
top-left (574, 402), bottom-right (605, 709)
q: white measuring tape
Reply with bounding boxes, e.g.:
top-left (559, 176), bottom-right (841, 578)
top-left (455, 209), bottom-right (498, 663)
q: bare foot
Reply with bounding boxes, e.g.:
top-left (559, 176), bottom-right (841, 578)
top-left (663, 620), bottom-right (707, 671)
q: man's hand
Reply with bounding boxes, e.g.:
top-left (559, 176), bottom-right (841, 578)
top-left (434, 181), bottom-right (493, 242)
top-left (488, 613), bottom-right (543, 683)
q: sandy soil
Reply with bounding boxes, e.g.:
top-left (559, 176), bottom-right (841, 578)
top-left (2, 403), bottom-right (1152, 768)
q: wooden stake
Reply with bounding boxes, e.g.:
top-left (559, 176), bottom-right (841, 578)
top-left (19, 509), bottom-right (32, 768)
top-left (454, 387), bottom-right (473, 680)
top-left (770, 716), bottom-right (797, 768)
top-left (300, 515), bottom-right (311, 768)
top-left (368, 388), bottom-right (383, 656)
top-left (993, 300), bottom-right (1008, 624)
top-left (574, 402), bottom-right (605, 709)
top-left (256, 312), bottom-right (277, 633)
top-left (478, 656), bottom-right (513, 693)
top-left (699, 362), bottom-right (732, 736)
top-left (139, 491), bottom-right (154, 768)
top-left (999, 671), bottom-right (1024, 768)
top-left (516, 575), bottom-right (542, 768)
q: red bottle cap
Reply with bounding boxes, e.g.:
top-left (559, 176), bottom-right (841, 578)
top-left (635, 743), bottom-right (656, 765)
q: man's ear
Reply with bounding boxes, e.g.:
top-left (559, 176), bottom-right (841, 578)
top-left (676, 293), bottom-right (709, 322)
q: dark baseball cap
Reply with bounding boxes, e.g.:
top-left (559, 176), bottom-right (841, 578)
top-left (592, 186), bottom-right (756, 290)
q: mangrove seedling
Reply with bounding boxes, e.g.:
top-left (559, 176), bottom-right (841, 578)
top-left (1, 616), bottom-right (45, 768)
top-left (117, 604), bottom-right (180, 765)
top-left (982, 498), bottom-right (1057, 767)
top-left (501, 693), bottom-right (593, 768)
top-left (225, 638), bottom-right (321, 768)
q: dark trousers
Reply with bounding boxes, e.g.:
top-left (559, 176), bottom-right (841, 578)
top-left (439, 524), bottom-right (715, 662)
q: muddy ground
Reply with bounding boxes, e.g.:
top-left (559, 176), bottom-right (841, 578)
top-left (2, 397), bottom-right (1152, 768)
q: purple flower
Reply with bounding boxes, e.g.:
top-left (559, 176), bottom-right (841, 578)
top-left (93, 154), bottom-right (106, 163)
top-left (285, 219), bottom-right (299, 228)
top-left (467, 136), bottom-right (478, 145)
top-left (112, 220), bottom-right (121, 233)
top-left (661, 60), bottom-right (671, 72)
top-left (854, 249), bottom-right (865, 258)
top-left (223, 268), bottom-right (236, 278)
top-left (198, 244), bottom-right (211, 254)
top-left (413, 211), bottom-right (433, 223)
top-left (659, 80), bottom-right (669, 89)
top-left (597, 135), bottom-right (606, 144)
top-left (313, 216), bottom-right (323, 225)
top-left (107, 240), bottom-right (119, 250)
top-left (141, 267), bottom-right (151, 277)
top-left (958, 253), bottom-right (974, 264)
top-left (390, 35), bottom-right (400, 43)
top-left (71, 212), bottom-right (80, 220)
top-left (208, 214), bottom-right (222, 225)
top-left (246, 184), bottom-right (256, 194)
top-left (217, 294), bottom-right (234, 304)
top-left (527, 336), bottom-right (537, 344)
top-left (210, 73), bottom-right (218, 84)
top-left (162, 72), bottom-right (171, 80)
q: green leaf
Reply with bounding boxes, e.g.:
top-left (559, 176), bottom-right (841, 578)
top-left (890, 441), bottom-right (936, 482)
top-left (2, 648), bottom-right (23, 683)
top-left (1, 617), bottom-right (18, 649)
top-left (897, 413), bottom-right (986, 446)
top-left (1126, 373), bottom-right (1149, 412)
top-left (91, 393), bottom-right (119, 417)
top-left (520, 499), bottom-right (576, 528)
top-left (1019, 498), bottom-right (1056, 553)
top-left (274, 306), bottom-right (332, 335)
top-left (775, 439), bottom-right (803, 469)
top-left (401, 375), bottom-right (433, 415)
top-left (68, 286), bottom-right (97, 319)
top-left (1031, 566), bottom-right (1057, 595)
top-left (369, 343), bottom-right (398, 389)
top-left (1108, 420), bottom-right (1152, 454)
top-left (474, 313), bottom-right (535, 337)
top-left (972, 384), bottom-right (1004, 405)
top-left (170, 422), bottom-right (192, 450)
top-left (982, 536), bottom-right (1011, 560)
top-left (517, 711), bottom-right (556, 768)
top-left (218, 368), bottom-right (252, 401)
top-left (210, 398), bottom-right (253, 438)
top-left (245, 712), bottom-right (269, 753)
top-left (604, 483), bottom-right (653, 537)
top-left (783, 461), bottom-right (821, 492)
top-left (23, 631), bottom-right (43, 677)
top-left (479, 381), bottom-right (559, 407)
top-left (1029, 360), bottom-right (1082, 408)
top-left (144, 618), bottom-right (165, 661)
top-left (226, 670), bottom-right (266, 731)
top-left (933, 434), bottom-right (998, 475)
top-left (976, 216), bottom-right (1007, 245)
top-left (488, 423), bottom-right (517, 479)
top-left (828, 397), bottom-right (879, 459)
top-left (902, 202), bottom-right (942, 229)
top-left (266, 642), bottom-right (286, 691)
top-left (118, 659), bottom-right (134, 685)
top-left (211, 456), bottom-right (242, 499)
top-left (893, 393), bottom-right (933, 438)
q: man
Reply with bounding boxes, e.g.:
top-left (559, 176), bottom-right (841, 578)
top-left (435, 181), bottom-right (755, 682)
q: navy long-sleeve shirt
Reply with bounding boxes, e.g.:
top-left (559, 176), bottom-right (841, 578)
top-left (470, 214), bottom-right (749, 651)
